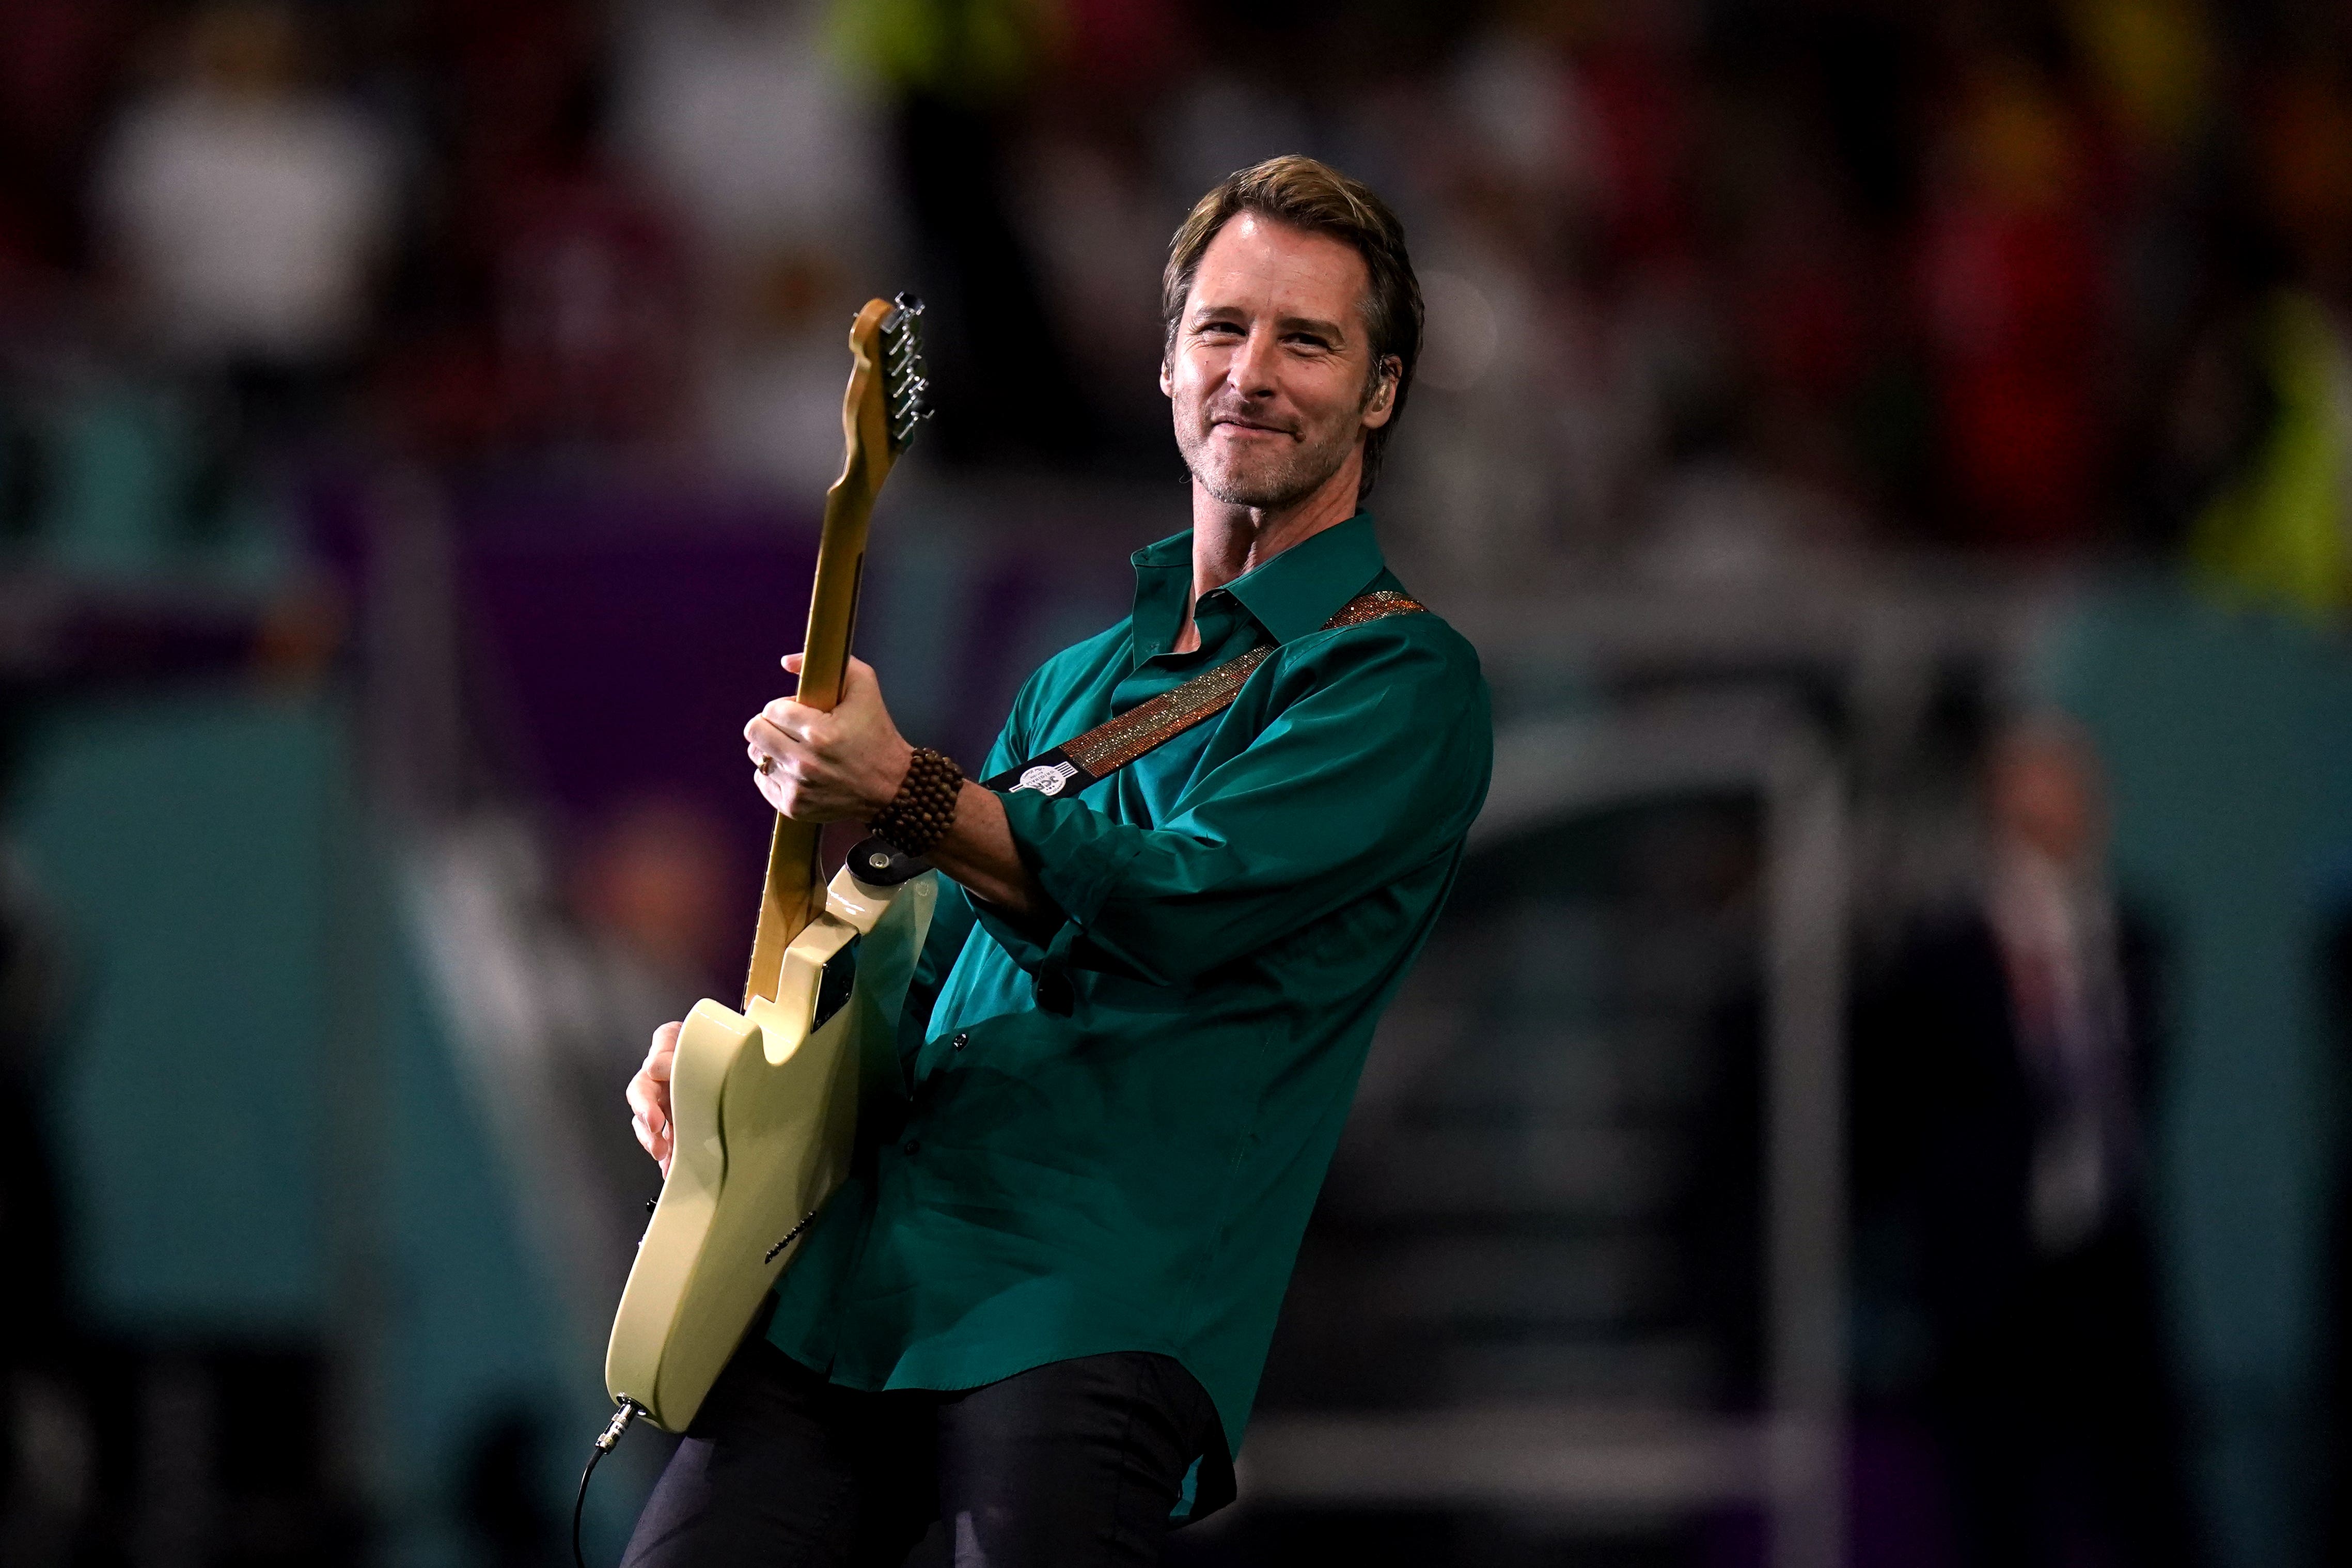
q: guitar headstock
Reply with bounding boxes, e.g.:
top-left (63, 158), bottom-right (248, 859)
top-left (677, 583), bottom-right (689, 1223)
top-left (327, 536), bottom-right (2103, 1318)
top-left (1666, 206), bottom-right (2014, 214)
top-left (836, 292), bottom-right (931, 498)
top-left (879, 293), bottom-right (931, 453)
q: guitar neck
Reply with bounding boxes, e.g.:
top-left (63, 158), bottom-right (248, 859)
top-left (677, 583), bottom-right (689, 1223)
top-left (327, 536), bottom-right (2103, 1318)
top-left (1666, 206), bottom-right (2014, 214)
top-left (740, 292), bottom-right (923, 1008)
top-left (745, 481), bottom-right (876, 1006)
top-left (792, 474), bottom-right (875, 714)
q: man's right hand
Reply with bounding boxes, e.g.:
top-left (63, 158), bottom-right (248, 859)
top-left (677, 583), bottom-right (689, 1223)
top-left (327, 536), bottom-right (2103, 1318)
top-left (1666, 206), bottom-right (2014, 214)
top-left (628, 1021), bottom-right (679, 1178)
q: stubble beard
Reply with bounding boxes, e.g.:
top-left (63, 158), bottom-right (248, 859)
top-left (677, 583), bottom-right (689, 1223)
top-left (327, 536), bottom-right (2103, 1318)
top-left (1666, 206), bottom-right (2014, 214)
top-left (1177, 404), bottom-right (1360, 511)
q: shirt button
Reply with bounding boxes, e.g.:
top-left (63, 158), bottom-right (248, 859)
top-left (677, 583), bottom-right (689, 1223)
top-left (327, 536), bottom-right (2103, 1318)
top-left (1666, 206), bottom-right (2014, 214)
top-left (902, 1139), bottom-right (920, 1156)
top-left (952, 1032), bottom-right (969, 1049)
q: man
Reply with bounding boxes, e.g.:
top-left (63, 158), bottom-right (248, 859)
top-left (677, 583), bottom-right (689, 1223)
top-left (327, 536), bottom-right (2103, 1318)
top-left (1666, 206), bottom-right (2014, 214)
top-left (621, 155), bottom-right (1491, 1566)
top-left (1856, 716), bottom-right (2201, 1567)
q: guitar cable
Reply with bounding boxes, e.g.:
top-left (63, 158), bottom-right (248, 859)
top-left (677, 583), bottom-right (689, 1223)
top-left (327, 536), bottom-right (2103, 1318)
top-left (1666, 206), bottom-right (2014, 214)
top-left (574, 1399), bottom-right (643, 1568)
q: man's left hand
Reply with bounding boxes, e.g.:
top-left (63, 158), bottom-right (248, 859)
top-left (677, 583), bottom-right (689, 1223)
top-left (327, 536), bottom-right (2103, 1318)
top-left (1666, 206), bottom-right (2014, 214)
top-left (745, 654), bottom-right (915, 823)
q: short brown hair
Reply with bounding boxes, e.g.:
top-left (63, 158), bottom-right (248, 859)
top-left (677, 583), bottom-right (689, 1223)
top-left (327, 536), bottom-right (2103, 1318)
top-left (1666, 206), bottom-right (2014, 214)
top-left (1162, 155), bottom-right (1423, 501)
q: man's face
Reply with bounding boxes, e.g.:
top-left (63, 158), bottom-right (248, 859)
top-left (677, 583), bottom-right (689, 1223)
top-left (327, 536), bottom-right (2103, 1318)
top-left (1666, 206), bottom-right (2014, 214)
top-left (1989, 728), bottom-right (2107, 867)
top-left (1162, 213), bottom-right (1395, 510)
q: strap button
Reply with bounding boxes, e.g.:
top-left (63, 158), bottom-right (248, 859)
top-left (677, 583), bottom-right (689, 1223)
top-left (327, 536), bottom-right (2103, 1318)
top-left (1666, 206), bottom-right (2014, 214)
top-left (952, 1032), bottom-right (969, 1049)
top-left (901, 1140), bottom-right (920, 1156)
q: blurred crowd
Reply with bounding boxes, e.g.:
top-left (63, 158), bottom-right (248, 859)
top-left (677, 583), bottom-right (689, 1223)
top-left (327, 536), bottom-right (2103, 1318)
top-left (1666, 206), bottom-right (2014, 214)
top-left (0, 0), bottom-right (2349, 606)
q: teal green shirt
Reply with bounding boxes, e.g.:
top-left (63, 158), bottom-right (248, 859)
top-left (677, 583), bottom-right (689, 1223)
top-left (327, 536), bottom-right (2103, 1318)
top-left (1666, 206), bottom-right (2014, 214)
top-left (765, 513), bottom-right (1492, 1468)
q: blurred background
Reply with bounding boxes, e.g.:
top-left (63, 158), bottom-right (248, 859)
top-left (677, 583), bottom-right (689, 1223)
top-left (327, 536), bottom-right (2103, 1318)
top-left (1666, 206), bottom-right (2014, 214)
top-left (3, 0), bottom-right (2351, 1564)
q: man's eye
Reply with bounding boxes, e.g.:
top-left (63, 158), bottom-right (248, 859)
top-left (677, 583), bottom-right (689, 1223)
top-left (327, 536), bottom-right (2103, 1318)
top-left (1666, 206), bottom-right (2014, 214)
top-left (1198, 321), bottom-right (1244, 338)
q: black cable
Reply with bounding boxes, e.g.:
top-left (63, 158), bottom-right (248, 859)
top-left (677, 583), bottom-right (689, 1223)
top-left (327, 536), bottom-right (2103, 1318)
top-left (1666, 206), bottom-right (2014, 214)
top-left (574, 1400), bottom-right (642, 1568)
top-left (571, 1453), bottom-right (600, 1568)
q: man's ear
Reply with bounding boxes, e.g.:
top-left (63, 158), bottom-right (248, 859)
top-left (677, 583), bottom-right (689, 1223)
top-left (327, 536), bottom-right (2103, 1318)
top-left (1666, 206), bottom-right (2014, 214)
top-left (1159, 354), bottom-right (1174, 399)
top-left (1362, 356), bottom-right (1401, 429)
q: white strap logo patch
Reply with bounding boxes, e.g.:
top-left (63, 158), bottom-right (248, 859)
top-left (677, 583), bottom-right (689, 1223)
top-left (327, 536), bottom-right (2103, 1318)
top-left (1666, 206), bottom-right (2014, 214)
top-left (1013, 761), bottom-right (1081, 796)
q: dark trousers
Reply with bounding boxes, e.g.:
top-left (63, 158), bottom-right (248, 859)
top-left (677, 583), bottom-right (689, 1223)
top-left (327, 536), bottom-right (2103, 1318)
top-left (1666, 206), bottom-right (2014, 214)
top-left (1932, 1221), bottom-right (2204, 1568)
top-left (621, 1341), bottom-right (1223, 1568)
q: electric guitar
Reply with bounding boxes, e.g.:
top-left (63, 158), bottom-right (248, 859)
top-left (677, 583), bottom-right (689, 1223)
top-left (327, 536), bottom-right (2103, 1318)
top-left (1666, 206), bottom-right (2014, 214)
top-left (604, 294), bottom-right (934, 1434)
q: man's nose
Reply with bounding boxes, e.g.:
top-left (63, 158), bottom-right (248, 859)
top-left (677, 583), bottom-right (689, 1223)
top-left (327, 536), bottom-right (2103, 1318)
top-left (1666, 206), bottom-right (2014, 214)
top-left (1227, 324), bottom-right (1278, 397)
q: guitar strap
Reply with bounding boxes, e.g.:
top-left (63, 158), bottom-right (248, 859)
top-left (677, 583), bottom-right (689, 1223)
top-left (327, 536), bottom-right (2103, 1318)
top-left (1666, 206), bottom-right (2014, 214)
top-left (981, 588), bottom-right (1426, 798)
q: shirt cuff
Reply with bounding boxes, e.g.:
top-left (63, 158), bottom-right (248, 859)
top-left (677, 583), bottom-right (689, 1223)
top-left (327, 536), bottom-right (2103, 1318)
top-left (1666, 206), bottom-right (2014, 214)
top-left (1002, 786), bottom-right (1149, 922)
top-left (967, 786), bottom-right (1146, 970)
top-left (966, 895), bottom-right (1062, 972)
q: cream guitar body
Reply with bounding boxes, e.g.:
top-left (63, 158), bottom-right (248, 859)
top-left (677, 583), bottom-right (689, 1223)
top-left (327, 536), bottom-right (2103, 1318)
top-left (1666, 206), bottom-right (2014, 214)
top-left (605, 859), bottom-right (934, 1432)
top-left (602, 293), bottom-right (933, 1434)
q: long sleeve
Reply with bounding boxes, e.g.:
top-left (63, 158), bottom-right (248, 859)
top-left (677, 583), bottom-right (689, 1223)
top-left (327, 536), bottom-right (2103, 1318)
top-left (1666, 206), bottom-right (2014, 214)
top-left (973, 623), bottom-right (1490, 986)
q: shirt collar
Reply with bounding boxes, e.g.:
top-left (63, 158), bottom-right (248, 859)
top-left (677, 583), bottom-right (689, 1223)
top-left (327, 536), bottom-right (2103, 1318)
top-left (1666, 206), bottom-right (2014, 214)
top-left (1128, 512), bottom-right (1387, 647)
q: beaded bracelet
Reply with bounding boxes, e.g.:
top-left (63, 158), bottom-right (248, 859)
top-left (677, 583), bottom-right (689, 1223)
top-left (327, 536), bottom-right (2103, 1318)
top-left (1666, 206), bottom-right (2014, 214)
top-left (869, 746), bottom-right (964, 856)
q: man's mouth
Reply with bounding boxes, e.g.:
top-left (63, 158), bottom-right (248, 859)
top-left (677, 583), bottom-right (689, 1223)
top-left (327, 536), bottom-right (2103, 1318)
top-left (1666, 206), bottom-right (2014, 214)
top-left (1211, 415), bottom-right (1295, 438)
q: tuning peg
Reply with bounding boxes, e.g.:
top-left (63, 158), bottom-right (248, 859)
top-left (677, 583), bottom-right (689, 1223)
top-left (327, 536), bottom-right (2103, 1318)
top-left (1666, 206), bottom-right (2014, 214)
top-left (881, 293), bottom-right (926, 348)
top-left (882, 292), bottom-right (931, 453)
